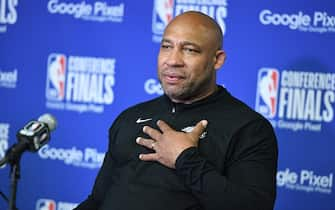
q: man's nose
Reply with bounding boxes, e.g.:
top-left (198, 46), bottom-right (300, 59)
top-left (166, 49), bottom-right (184, 66)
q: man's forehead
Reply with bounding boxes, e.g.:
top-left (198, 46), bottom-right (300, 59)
top-left (162, 25), bottom-right (213, 48)
top-left (164, 12), bottom-right (223, 49)
top-left (167, 17), bottom-right (210, 31)
top-left (161, 38), bottom-right (200, 47)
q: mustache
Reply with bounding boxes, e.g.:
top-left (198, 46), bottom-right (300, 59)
top-left (160, 69), bottom-right (186, 78)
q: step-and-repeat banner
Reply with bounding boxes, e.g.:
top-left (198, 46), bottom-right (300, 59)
top-left (1, 1), bottom-right (334, 210)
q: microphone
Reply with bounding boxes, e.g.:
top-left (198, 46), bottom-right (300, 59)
top-left (0, 113), bottom-right (57, 166)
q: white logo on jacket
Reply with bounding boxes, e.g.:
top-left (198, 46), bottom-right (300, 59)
top-left (182, 126), bottom-right (207, 139)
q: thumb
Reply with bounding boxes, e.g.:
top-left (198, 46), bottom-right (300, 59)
top-left (190, 120), bottom-right (208, 139)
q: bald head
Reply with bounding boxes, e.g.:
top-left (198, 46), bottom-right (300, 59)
top-left (164, 11), bottom-right (223, 50)
top-left (158, 11), bottom-right (226, 104)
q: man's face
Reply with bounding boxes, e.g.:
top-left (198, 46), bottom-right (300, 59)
top-left (157, 16), bottom-right (224, 103)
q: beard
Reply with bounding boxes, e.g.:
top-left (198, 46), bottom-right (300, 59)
top-left (159, 71), bottom-right (215, 104)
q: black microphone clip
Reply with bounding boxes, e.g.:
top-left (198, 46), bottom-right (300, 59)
top-left (0, 114), bottom-right (57, 166)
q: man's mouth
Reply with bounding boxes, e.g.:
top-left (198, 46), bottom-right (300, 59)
top-left (163, 73), bottom-right (185, 84)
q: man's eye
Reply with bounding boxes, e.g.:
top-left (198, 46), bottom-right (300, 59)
top-left (184, 48), bottom-right (199, 53)
top-left (161, 45), bottom-right (172, 49)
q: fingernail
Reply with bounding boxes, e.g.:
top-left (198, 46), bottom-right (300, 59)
top-left (201, 120), bottom-right (208, 127)
top-left (143, 126), bottom-right (146, 132)
top-left (136, 137), bottom-right (141, 143)
top-left (139, 154), bottom-right (142, 159)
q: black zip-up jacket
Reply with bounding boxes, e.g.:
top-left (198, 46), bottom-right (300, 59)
top-left (75, 86), bottom-right (278, 210)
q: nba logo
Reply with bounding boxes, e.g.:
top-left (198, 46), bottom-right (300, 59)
top-left (152, 0), bottom-right (174, 35)
top-left (255, 68), bottom-right (279, 118)
top-left (36, 199), bottom-right (56, 210)
top-left (46, 53), bottom-right (66, 101)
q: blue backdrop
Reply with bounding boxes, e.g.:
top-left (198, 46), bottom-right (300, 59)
top-left (1, 1), bottom-right (334, 210)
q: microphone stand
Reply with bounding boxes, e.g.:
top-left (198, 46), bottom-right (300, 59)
top-left (8, 155), bottom-right (20, 210)
top-left (0, 146), bottom-right (21, 210)
top-left (0, 114), bottom-right (56, 210)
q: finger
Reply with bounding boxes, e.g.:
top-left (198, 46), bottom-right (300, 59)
top-left (143, 126), bottom-right (161, 140)
top-left (136, 137), bottom-right (155, 149)
top-left (190, 120), bottom-right (208, 138)
top-left (157, 120), bottom-right (173, 132)
top-left (139, 153), bottom-right (158, 161)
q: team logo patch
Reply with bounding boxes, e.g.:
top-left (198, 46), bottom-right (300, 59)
top-left (256, 68), bottom-right (279, 118)
top-left (152, 0), bottom-right (174, 35)
top-left (46, 54), bottom-right (67, 101)
top-left (36, 199), bottom-right (56, 210)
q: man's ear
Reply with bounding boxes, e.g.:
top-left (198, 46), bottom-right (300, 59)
top-left (214, 50), bottom-right (226, 70)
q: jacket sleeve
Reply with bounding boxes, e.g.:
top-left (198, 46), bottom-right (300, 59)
top-left (74, 115), bottom-right (123, 210)
top-left (175, 119), bottom-right (278, 210)
top-left (73, 150), bottom-right (117, 210)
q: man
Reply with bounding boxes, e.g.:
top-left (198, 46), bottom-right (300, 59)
top-left (75, 11), bottom-right (278, 210)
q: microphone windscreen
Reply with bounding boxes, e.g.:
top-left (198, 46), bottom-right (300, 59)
top-left (38, 113), bottom-right (57, 131)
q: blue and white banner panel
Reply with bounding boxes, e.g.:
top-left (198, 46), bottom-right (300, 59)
top-left (0, 1), bottom-right (334, 210)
